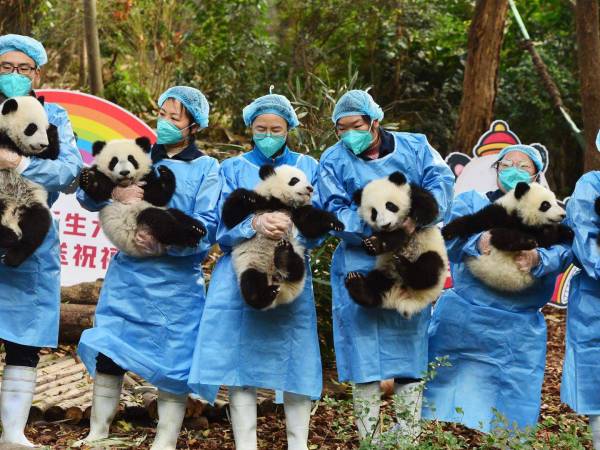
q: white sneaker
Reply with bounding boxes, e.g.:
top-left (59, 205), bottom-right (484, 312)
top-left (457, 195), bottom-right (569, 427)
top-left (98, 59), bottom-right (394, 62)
top-left (0, 365), bottom-right (37, 447)
top-left (283, 392), bottom-right (311, 450)
top-left (150, 390), bottom-right (187, 450)
top-left (228, 386), bottom-right (257, 450)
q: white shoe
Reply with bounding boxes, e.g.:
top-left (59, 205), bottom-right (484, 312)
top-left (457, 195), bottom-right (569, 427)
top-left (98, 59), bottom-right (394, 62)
top-left (392, 381), bottom-right (423, 439)
top-left (590, 415), bottom-right (600, 450)
top-left (228, 386), bottom-right (257, 450)
top-left (75, 373), bottom-right (123, 445)
top-left (353, 381), bottom-right (381, 440)
top-left (283, 392), bottom-right (311, 450)
top-left (0, 365), bottom-right (37, 447)
top-left (150, 391), bottom-right (187, 450)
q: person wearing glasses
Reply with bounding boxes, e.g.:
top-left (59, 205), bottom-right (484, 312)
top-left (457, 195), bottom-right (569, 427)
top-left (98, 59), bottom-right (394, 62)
top-left (0, 34), bottom-right (83, 446)
top-left (317, 90), bottom-right (454, 441)
top-left (424, 144), bottom-right (572, 433)
top-left (188, 93), bottom-right (322, 450)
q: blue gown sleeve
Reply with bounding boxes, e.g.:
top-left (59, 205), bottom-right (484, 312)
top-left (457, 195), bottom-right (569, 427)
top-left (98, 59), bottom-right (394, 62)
top-left (317, 159), bottom-right (369, 246)
top-left (167, 158), bottom-right (222, 257)
top-left (20, 105), bottom-right (83, 192)
top-left (531, 243), bottom-right (573, 278)
top-left (444, 191), bottom-right (483, 264)
top-left (566, 173), bottom-right (600, 280)
top-left (415, 137), bottom-right (455, 222)
top-left (76, 187), bottom-right (110, 212)
top-left (215, 164), bottom-right (256, 253)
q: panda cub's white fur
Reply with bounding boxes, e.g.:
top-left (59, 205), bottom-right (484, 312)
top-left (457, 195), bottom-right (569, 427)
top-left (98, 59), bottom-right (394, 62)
top-left (231, 165), bottom-right (312, 308)
top-left (465, 183), bottom-right (567, 292)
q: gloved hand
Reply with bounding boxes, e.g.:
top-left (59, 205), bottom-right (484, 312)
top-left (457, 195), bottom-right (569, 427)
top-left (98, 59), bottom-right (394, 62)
top-left (0, 148), bottom-right (22, 170)
top-left (112, 184), bottom-right (144, 204)
top-left (134, 226), bottom-right (166, 256)
top-left (478, 231), bottom-right (492, 255)
top-left (515, 249), bottom-right (540, 273)
top-left (252, 212), bottom-right (292, 240)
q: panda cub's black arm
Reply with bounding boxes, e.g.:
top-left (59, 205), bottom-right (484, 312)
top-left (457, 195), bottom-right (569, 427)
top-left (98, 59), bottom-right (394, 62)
top-left (36, 124), bottom-right (60, 160)
top-left (78, 167), bottom-right (116, 203)
top-left (362, 229), bottom-right (410, 256)
top-left (142, 165), bottom-right (176, 206)
top-left (442, 204), bottom-right (511, 241)
top-left (291, 205), bottom-right (344, 238)
top-left (408, 184), bottom-right (439, 227)
top-left (532, 223), bottom-right (574, 248)
top-left (222, 189), bottom-right (269, 229)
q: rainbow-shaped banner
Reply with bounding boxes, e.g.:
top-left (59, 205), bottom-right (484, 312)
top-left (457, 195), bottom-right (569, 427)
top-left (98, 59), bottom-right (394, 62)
top-left (36, 89), bottom-right (156, 165)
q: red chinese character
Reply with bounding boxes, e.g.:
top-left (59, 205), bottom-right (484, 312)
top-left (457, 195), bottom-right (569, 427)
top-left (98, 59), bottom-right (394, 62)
top-left (73, 244), bottom-right (97, 268)
top-left (91, 220), bottom-right (102, 238)
top-left (100, 247), bottom-right (118, 270)
top-left (64, 213), bottom-right (87, 236)
top-left (59, 242), bottom-right (68, 266)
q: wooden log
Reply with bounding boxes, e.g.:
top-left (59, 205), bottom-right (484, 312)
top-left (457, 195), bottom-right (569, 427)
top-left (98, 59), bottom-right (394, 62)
top-left (36, 362), bottom-right (85, 387)
top-left (142, 392), bottom-right (158, 420)
top-left (45, 391), bottom-right (93, 423)
top-left (61, 280), bottom-right (102, 305)
top-left (123, 400), bottom-right (147, 420)
top-left (35, 371), bottom-right (84, 395)
top-left (184, 415), bottom-right (209, 430)
top-left (59, 304), bottom-right (95, 343)
top-left (204, 399), bottom-right (227, 422)
top-left (32, 384), bottom-right (91, 413)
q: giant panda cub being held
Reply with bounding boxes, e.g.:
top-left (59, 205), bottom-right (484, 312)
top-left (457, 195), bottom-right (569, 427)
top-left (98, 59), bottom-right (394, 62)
top-left (344, 171), bottom-right (449, 318)
top-left (222, 164), bottom-right (344, 310)
top-left (0, 96), bottom-right (60, 267)
top-left (78, 137), bottom-right (206, 257)
top-left (442, 182), bottom-right (573, 292)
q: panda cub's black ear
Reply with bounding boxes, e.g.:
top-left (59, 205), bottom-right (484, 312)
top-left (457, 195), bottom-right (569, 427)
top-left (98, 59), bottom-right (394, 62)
top-left (135, 136), bottom-right (152, 153)
top-left (388, 171), bottom-right (407, 186)
top-left (259, 164), bottom-right (276, 180)
top-left (514, 182), bottom-right (531, 199)
top-left (1, 99), bottom-right (18, 115)
top-left (37, 96), bottom-right (45, 106)
top-left (92, 141), bottom-right (106, 156)
top-left (352, 188), bottom-right (363, 205)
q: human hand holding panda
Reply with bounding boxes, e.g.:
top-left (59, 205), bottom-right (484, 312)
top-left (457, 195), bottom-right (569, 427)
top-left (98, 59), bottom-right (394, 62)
top-left (222, 164), bottom-right (344, 310)
top-left (0, 96), bottom-right (60, 267)
top-left (78, 137), bottom-right (207, 258)
top-left (344, 171), bottom-right (449, 318)
top-left (442, 182), bottom-right (574, 292)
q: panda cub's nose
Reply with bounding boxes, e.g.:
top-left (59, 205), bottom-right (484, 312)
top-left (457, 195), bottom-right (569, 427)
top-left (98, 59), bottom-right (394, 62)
top-left (119, 170), bottom-right (130, 176)
top-left (381, 223), bottom-right (391, 230)
top-left (306, 186), bottom-right (314, 193)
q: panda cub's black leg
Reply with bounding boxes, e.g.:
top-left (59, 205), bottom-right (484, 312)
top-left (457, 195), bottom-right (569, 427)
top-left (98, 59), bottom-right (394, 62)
top-left (143, 166), bottom-right (176, 206)
top-left (3, 203), bottom-right (51, 267)
top-left (489, 228), bottom-right (537, 251)
top-left (362, 230), bottom-right (409, 256)
top-left (0, 200), bottom-right (19, 248)
top-left (274, 240), bottom-right (305, 282)
top-left (222, 189), bottom-right (266, 229)
top-left (79, 167), bottom-right (116, 203)
top-left (534, 224), bottom-right (574, 248)
top-left (345, 270), bottom-right (394, 308)
top-left (291, 205), bottom-right (344, 238)
top-left (240, 268), bottom-right (280, 309)
top-left (137, 207), bottom-right (206, 248)
top-left (165, 208), bottom-right (207, 246)
top-left (393, 252), bottom-right (445, 291)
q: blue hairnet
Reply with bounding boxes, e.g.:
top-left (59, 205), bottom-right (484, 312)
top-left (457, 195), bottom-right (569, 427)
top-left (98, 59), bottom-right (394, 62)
top-left (242, 94), bottom-right (299, 129)
top-left (496, 144), bottom-right (544, 172)
top-left (0, 34), bottom-right (47, 67)
top-left (158, 86), bottom-right (210, 128)
top-left (332, 90), bottom-right (384, 124)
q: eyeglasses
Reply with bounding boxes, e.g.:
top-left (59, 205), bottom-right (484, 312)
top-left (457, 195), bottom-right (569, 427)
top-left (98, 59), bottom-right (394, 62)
top-left (0, 62), bottom-right (36, 75)
top-left (495, 159), bottom-right (534, 171)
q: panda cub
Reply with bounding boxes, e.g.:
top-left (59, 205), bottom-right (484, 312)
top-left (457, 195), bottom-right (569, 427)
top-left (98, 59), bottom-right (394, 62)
top-left (442, 182), bottom-right (573, 292)
top-left (344, 172), bottom-right (448, 318)
top-left (222, 164), bottom-right (344, 310)
top-left (79, 138), bottom-right (206, 257)
top-left (0, 96), bottom-right (60, 267)
top-left (595, 197), bottom-right (600, 247)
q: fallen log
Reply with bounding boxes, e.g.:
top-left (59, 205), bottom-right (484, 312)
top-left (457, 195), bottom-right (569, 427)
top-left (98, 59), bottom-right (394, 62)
top-left (59, 304), bottom-right (95, 343)
top-left (61, 280), bottom-right (102, 305)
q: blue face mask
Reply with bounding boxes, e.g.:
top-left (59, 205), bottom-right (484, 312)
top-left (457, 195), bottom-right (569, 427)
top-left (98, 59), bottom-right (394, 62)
top-left (156, 118), bottom-right (193, 145)
top-left (340, 124), bottom-right (373, 155)
top-left (0, 73), bottom-right (33, 98)
top-left (499, 167), bottom-right (534, 192)
top-left (254, 133), bottom-right (286, 158)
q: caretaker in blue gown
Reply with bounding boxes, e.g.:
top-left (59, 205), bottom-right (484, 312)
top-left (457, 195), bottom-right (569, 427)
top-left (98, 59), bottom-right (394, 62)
top-left (0, 34), bottom-right (82, 447)
top-left (425, 145), bottom-right (572, 433)
top-left (188, 93), bottom-right (320, 450)
top-left (76, 86), bottom-right (220, 450)
top-left (317, 89), bottom-right (454, 439)
top-left (561, 142), bottom-right (600, 449)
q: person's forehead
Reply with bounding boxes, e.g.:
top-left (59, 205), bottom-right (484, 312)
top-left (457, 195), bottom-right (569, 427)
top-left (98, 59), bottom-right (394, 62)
top-left (252, 114), bottom-right (286, 127)
top-left (161, 98), bottom-right (184, 114)
top-left (0, 50), bottom-right (36, 66)
top-left (503, 151), bottom-right (533, 163)
top-left (337, 115), bottom-right (368, 126)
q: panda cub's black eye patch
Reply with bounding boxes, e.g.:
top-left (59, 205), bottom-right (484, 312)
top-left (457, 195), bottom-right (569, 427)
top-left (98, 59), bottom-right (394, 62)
top-left (289, 177), bottom-right (300, 186)
top-left (386, 202), bottom-right (399, 213)
top-left (371, 208), bottom-right (378, 221)
top-left (109, 157), bottom-right (119, 171)
top-left (128, 155), bottom-right (139, 169)
top-left (24, 123), bottom-right (38, 137)
top-left (539, 201), bottom-right (551, 212)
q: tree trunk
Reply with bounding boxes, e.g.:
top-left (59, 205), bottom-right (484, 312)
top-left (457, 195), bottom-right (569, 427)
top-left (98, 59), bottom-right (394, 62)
top-left (575, 0), bottom-right (600, 171)
top-left (83, 0), bottom-right (104, 95)
top-left (453, 0), bottom-right (509, 154)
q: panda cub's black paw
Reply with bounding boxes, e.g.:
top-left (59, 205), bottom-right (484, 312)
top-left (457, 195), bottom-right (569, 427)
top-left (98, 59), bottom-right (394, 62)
top-left (345, 272), bottom-right (379, 308)
top-left (329, 218), bottom-right (344, 232)
top-left (362, 236), bottom-right (386, 256)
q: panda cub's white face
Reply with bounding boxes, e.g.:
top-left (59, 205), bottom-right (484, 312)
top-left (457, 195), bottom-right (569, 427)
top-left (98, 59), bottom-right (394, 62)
top-left (0, 96), bottom-right (50, 155)
top-left (94, 139), bottom-right (152, 186)
top-left (255, 165), bottom-right (314, 207)
top-left (499, 182), bottom-right (566, 226)
top-left (358, 177), bottom-right (411, 231)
